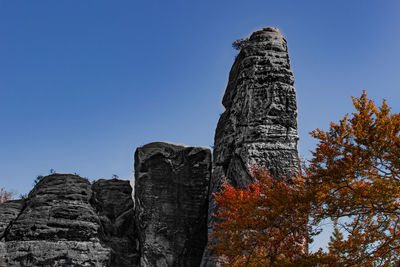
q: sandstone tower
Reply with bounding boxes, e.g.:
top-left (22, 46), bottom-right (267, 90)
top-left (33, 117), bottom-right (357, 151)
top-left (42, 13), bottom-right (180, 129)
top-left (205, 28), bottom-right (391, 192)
top-left (0, 27), bottom-right (300, 267)
top-left (201, 27), bottom-right (299, 266)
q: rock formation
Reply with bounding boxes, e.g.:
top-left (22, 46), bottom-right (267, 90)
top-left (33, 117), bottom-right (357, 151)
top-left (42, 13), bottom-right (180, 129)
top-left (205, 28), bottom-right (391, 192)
top-left (0, 143), bottom-right (212, 267)
top-left (201, 27), bottom-right (299, 266)
top-left (134, 142), bottom-right (211, 267)
top-left (0, 174), bottom-right (138, 267)
top-left (0, 27), bottom-right (300, 267)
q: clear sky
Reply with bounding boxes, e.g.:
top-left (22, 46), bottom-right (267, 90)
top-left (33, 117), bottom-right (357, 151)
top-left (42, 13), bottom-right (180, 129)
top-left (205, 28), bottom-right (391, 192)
top-left (1, 0), bottom-right (399, 220)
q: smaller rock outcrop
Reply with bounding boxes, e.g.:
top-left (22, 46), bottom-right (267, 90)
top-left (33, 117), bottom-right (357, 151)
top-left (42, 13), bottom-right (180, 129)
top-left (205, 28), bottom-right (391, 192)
top-left (134, 142), bottom-right (211, 267)
top-left (0, 174), bottom-right (138, 267)
top-left (2, 174), bottom-right (112, 266)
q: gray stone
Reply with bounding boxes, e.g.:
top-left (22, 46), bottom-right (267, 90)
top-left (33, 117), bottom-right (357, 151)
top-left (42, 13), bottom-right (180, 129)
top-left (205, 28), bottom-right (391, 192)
top-left (0, 200), bottom-right (24, 240)
top-left (1, 241), bottom-right (111, 267)
top-left (201, 27), bottom-right (300, 266)
top-left (0, 174), bottom-right (138, 267)
top-left (0, 200), bottom-right (25, 267)
top-left (134, 142), bottom-right (211, 267)
top-left (91, 178), bottom-right (139, 266)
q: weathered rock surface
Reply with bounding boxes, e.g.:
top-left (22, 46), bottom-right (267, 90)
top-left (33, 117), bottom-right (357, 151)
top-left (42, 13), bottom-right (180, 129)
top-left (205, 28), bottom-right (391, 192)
top-left (0, 200), bottom-right (25, 240)
top-left (134, 142), bottom-right (211, 267)
top-left (0, 174), bottom-right (138, 267)
top-left (201, 27), bottom-right (300, 266)
top-left (0, 200), bottom-right (25, 267)
top-left (91, 178), bottom-right (139, 266)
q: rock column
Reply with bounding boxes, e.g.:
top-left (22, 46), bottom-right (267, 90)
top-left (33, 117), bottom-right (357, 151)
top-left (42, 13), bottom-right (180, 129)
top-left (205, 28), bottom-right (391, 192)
top-left (134, 142), bottom-right (211, 267)
top-left (201, 27), bottom-right (299, 266)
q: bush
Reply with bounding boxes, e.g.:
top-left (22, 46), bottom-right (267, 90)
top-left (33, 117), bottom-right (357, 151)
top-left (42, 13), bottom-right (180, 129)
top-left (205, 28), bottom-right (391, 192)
top-left (232, 37), bottom-right (249, 51)
top-left (34, 175), bottom-right (44, 185)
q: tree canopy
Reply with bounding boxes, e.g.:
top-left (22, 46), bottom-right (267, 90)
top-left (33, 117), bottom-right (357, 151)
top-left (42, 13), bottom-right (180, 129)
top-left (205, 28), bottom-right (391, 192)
top-left (211, 91), bottom-right (400, 266)
top-left (210, 169), bottom-right (310, 266)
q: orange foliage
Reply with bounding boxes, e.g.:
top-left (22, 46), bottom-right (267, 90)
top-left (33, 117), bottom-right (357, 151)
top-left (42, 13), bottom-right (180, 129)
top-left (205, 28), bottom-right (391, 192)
top-left (0, 187), bottom-right (8, 204)
top-left (210, 91), bottom-right (400, 266)
top-left (306, 91), bottom-right (400, 265)
top-left (210, 167), bottom-right (312, 266)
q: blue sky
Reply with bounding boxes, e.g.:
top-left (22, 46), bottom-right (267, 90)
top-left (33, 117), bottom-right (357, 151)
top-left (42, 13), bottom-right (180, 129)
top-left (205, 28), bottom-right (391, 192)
top-left (1, 1), bottom-right (399, 203)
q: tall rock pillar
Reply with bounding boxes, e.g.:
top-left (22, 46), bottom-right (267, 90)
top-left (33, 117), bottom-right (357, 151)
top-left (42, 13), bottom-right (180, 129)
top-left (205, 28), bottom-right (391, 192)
top-left (201, 27), bottom-right (299, 266)
top-left (134, 142), bottom-right (211, 267)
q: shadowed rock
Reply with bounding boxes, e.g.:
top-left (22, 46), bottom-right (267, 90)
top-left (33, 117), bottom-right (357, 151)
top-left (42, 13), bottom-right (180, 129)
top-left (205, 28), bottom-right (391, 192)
top-left (134, 142), bottom-right (211, 267)
top-left (91, 178), bottom-right (139, 266)
top-left (201, 27), bottom-right (300, 266)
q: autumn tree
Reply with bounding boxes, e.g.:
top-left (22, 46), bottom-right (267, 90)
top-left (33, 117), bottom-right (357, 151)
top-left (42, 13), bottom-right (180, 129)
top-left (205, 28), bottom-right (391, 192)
top-left (0, 187), bottom-right (9, 204)
top-left (211, 91), bottom-right (400, 266)
top-left (210, 167), bottom-right (314, 266)
top-left (306, 91), bottom-right (400, 265)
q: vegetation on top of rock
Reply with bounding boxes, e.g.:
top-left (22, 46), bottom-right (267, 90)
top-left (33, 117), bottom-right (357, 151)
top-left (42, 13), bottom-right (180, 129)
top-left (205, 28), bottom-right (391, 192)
top-left (34, 175), bottom-right (44, 185)
top-left (232, 37), bottom-right (249, 50)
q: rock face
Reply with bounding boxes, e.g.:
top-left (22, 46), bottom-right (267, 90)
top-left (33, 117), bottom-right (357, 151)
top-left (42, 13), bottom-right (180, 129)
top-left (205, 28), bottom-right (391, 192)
top-left (134, 142), bottom-right (211, 267)
top-left (0, 200), bottom-right (25, 241)
top-left (201, 27), bottom-right (299, 266)
top-left (0, 200), bottom-right (25, 267)
top-left (91, 179), bottom-right (139, 266)
top-left (0, 174), bottom-right (138, 267)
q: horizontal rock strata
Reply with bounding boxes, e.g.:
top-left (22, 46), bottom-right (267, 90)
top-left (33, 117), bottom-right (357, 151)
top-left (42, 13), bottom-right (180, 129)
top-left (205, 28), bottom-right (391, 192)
top-left (0, 200), bottom-right (25, 240)
top-left (0, 200), bottom-right (25, 267)
top-left (134, 142), bottom-right (211, 267)
top-left (0, 174), bottom-right (138, 267)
